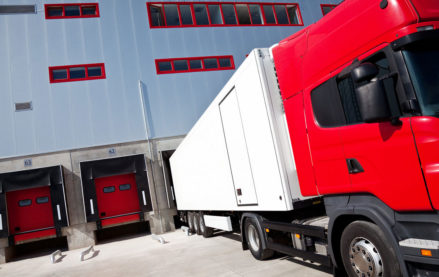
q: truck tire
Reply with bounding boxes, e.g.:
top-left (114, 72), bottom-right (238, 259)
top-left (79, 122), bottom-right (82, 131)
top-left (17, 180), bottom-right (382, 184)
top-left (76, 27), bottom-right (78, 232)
top-left (188, 212), bottom-right (195, 234)
top-left (340, 220), bottom-right (401, 277)
top-left (193, 213), bottom-right (201, 235)
top-left (199, 212), bottom-right (214, 238)
top-left (244, 218), bottom-right (274, 260)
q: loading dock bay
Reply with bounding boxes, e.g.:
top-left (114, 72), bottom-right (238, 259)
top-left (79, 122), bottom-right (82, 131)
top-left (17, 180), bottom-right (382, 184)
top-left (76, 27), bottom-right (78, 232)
top-left (0, 230), bottom-right (331, 276)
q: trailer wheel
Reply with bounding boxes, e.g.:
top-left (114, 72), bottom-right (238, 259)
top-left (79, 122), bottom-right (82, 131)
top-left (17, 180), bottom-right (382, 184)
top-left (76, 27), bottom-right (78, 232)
top-left (193, 213), bottom-right (201, 235)
top-left (188, 212), bottom-right (195, 234)
top-left (244, 218), bottom-right (274, 260)
top-left (198, 213), bottom-right (214, 238)
top-left (340, 221), bottom-right (401, 277)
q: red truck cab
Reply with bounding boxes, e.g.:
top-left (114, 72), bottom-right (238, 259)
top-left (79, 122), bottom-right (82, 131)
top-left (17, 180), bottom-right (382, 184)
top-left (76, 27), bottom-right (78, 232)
top-left (273, 0), bottom-right (439, 275)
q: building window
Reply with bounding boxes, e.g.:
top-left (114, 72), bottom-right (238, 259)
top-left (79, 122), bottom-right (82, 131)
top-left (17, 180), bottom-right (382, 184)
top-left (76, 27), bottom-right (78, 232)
top-left (45, 3), bottom-right (99, 19)
top-left (103, 186), bottom-right (116, 193)
top-left (147, 2), bottom-right (303, 28)
top-left (321, 4), bottom-right (337, 16)
top-left (18, 199), bottom-right (32, 207)
top-left (49, 63), bottom-right (106, 83)
top-left (36, 197), bottom-right (49, 204)
top-left (155, 55), bottom-right (235, 74)
top-left (119, 184), bottom-right (131, 191)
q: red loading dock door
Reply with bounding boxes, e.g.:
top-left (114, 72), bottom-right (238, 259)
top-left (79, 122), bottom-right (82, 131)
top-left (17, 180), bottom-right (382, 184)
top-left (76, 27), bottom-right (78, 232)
top-left (94, 173), bottom-right (141, 225)
top-left (6, 186), bottom-right (55, 237)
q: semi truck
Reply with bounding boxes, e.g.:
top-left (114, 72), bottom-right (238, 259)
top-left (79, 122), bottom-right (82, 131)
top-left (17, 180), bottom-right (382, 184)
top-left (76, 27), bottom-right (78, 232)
top-left (169, 0), bottom-right (439, 276)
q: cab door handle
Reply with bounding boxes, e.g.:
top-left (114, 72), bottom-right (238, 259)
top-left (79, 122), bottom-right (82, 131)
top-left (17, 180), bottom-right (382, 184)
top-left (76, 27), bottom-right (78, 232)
top-left (346, 158), bottom-right (364, 174)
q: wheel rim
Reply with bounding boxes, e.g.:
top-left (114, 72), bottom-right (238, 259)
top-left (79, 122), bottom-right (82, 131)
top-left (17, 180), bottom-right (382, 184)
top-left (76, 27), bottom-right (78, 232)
top-left (349, 237), bottom-right (383, 277)
top-left (247, 224), bottom-right (260, 252)
top-left (199, 215), bottom-right (205, 233)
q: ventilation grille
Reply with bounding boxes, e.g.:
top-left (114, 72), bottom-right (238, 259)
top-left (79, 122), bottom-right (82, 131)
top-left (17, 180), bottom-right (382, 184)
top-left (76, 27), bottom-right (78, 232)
top-left (15, 102), bottom-right (32, 111)
top-left (0, 5), bottom-right (36, 14)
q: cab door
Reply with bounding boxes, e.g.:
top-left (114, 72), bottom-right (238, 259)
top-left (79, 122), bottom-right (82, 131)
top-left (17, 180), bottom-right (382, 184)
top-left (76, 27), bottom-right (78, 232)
top-left (305, 78), bottom-right (351, 195)
top-left (336, 53), bottom-right (430, 211)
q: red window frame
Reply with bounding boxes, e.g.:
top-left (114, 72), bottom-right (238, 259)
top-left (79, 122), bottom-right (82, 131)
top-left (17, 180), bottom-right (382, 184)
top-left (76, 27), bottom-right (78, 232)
top-left (320, 4), bottom-right (337, 16)
top-left (146, 2), bottom-right (303, 28)
top-left (155, 55), bottom-right (235, 74)
top-left (45, 3), bottom-right (100, 19)
top-left (49, 63), bottom-right (106, 83)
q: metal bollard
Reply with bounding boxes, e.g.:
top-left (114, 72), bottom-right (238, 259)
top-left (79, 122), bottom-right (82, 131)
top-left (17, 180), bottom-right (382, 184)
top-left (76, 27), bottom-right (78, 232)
top-left (151, 234), bottom-right (167, 244)
top-left (181, 226), bottom-right (191, 236)
top-left (80, 246), bottom-right (96, 261)
top-left (50, 250), bottom-right (62, 264)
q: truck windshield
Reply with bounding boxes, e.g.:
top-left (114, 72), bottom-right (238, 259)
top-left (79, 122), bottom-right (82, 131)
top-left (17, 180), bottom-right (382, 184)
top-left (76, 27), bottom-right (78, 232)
top-left (403, 44), bottom-right (439, 117)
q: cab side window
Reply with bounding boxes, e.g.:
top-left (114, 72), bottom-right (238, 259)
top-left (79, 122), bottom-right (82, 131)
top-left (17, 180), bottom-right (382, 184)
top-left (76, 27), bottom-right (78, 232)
top-left (312, 53), bottom-right (399, 128)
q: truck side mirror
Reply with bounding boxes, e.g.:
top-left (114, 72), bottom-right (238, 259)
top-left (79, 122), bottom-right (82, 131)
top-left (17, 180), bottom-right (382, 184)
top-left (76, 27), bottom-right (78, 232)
top-left (355, 79), bottom-right (392, 123)
top-left (351, 63), bottom-right (378, 83)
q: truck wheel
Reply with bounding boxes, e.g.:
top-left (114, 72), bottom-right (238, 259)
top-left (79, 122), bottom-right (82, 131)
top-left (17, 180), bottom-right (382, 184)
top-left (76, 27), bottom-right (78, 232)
top-left (244, 218), bottom-right (274, 260)
top-left (188, 212), bottom-right (195, 234)
top-left (193, 213), bottom-right (201, 235)
top-left (199, 213), bottom-right (214, 238)
top-left (340, 221), bottom-right (401, 277)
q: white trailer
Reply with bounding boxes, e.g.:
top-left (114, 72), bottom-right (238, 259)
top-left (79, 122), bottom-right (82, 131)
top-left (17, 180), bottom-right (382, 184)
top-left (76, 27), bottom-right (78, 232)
top-left (170, 48), bottom-right (306, 212)
top-left (169, 48), bottom-right (329, 266)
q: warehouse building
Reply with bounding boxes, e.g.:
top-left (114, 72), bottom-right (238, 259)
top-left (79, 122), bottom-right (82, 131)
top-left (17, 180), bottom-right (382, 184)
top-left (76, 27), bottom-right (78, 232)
top-left (0, 0), bottom-right (339, 263)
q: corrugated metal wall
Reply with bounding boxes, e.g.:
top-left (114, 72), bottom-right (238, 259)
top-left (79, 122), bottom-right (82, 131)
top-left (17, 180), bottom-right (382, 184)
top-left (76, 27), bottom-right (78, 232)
top-left (0, 0), bottom-right (340, 158)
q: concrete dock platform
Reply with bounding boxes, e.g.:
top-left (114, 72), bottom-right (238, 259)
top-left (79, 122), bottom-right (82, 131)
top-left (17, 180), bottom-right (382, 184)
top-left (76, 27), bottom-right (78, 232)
top-left (0, 230), bottom-right (332, 276)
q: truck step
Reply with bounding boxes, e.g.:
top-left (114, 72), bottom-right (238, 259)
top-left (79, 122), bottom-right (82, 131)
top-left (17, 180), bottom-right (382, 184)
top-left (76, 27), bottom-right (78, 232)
top-left (266, 241), bottom-right (332, 267)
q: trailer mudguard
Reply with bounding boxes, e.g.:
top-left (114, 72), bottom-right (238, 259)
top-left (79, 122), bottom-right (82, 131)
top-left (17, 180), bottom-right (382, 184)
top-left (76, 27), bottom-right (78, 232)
top-left (80, 154), bottom-right (152, 223)
top-left (240, 213), bottom-right (269, 251)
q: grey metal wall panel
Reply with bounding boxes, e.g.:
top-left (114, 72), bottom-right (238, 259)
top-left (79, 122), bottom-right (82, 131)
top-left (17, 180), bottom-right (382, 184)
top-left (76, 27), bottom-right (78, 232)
top-left (0, 0), bottom-right (341, 158)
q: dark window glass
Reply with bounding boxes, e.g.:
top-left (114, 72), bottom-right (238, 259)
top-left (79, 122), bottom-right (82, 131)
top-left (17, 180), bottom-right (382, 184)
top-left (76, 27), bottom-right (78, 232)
top-left (338, 77), bottom-right (363, 124)
top-left (18, 199), bottom-right (32, 207)
top-left (322, 6), bottom-right (333, 15)
top-left (81, 5), bottom-right (96, 16)
top-left (311, 79), bottom-right (346, 127)
top-left (150, 5), bottom-right (165, 26)
top-left (274, 5), bottom-right (289, 24)
top-left (174, 60), bottom-right (189, 71)
top-left (164, 4), bottom-right (180, 26)
top-left (158, 61), bottom-right (172, 72)
top-left (208, 5), bottom-right (223, 25)
top-left (236, 4), bottom-right (251, 24)
top-left (103, 186), bottom-right (115, 193)
top-left (249, 5), bottom-right (263, 24)
top-left (52, 69), bottom-right (67, 80)
top-left (69, 67), bottom-right (86, 79)
top-left (189, 60), bottom-right (202, 69)
top-left (65, 5), bottom-right (80, 17)
top-left (179, 5), bottom-right (193, 25)
top-left (87, 66), bottom-right (102, 77)
top-left (221, 4), bottom-right (237, 25)
top-left (119, 184), bottom-right (131, 191)
top-left (286, 5), bottom-right (299, 24)
top-left (47, 6), bottom-right (63, 17)
top-left (219, 58), bottom-right (231, 68)
top-left (262, 5), bottom-right (276, 24)
top-left (204, 58), bottom-right (218, 69)
top-left (36, 196), bottom-right (49, 204)
top-left (194, 4), bottom-right (209, 25)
